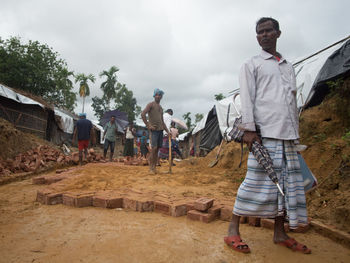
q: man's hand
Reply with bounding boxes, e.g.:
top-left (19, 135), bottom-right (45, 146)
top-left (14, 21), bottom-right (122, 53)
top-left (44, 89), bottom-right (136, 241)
top-left (147, 123), bottom-right (155, 131)
top-left (243, 131), bottom-right (261, 151)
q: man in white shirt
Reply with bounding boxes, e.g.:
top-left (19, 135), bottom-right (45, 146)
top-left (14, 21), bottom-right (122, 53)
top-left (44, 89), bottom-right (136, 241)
top-left (224, 17), bottom-right (311, 254)
top-left (158, 109), bottom-right (174, 162)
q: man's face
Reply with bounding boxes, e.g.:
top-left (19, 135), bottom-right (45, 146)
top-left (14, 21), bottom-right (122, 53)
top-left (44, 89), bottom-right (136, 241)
top-left (154, 93), bottom-right (162, 103)
top-left (256, 20), bottom-right (281, 51)
top-left (110, 117), bottom-right (115, 123)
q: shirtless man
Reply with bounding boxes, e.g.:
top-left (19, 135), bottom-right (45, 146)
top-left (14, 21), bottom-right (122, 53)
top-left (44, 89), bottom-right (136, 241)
top-left (141, 89), bottom-right (169, 173)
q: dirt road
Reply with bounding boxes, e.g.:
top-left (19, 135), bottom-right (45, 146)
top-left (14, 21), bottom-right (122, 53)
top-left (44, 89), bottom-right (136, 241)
top-left (1, 172), bottom-right (350, 263)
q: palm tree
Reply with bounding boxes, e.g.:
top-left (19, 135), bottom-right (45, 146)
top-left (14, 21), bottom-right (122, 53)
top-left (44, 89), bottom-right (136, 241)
top-left (99, 66), bottom-right (119, 109)
top-left (75, 73), bottom-right (95, 113)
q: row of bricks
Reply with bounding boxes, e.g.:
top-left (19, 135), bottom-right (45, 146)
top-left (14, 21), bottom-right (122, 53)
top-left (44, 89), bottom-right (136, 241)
top-left (36, 189), bottom-right (310, 232)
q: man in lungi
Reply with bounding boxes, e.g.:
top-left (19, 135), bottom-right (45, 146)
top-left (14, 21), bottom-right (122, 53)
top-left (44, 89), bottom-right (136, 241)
top-left (224, 17), bottom-right (311, 254)
top-left (123, 123), bottom-right (136, 162)
top-left (141, 89), bottom-right (169, 174)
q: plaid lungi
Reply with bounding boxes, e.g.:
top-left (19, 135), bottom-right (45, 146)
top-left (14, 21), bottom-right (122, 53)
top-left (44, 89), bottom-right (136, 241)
top-left (233, 138), bottom-right (308, 228)
top-left (158, 136), bottom-right (176, 159)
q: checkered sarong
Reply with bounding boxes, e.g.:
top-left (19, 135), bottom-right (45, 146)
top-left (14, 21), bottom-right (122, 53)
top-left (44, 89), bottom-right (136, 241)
top-left (233, 138), bottom-right (308, 228)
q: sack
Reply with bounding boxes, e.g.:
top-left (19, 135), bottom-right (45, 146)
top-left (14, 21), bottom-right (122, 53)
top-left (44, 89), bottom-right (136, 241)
top-left (227, 116), bottom-right (244, 143)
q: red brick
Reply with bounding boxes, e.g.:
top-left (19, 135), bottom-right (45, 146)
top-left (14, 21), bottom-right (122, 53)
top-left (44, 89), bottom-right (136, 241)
top-left (194, 197), bottom-right (214, 211)
top-left (45, 176), bottom-right (63, 184)
top-left (187, 210), bottom-right (215, 223)
top-left (93, 195), bottom-right (123, 209)
top-left (45, 193), bottom-right (63, 205)
top-left (56, 168), bottom-right (67, 174)
top-left (36, 189), bottom-right (52, 204)
top-left (62, 193), bottom-right (76, 206)
top-left (248, 217), bottom-right (261, 227)
top-left (187, 210), bottom-right (202, 221)
top-left (137, 200), bottom-right (154, 212)
top-left (208, 205), bottom-right (222, 218)
top-left (75, 194), bottom-right (93, 207)
top-left (171, 203), bottom-right (187, 217)
top-left (311, 220), bottom-right (350, 247)
top-left (261, 218), bottom-right (290, 232)
top-left (32, 176), bottom-right (46, 184)
top-left (261, 218), bottom-right (275, 229)
top-left (220, 206), bottom-right (233, 222)
top-left (240, 216), bottom-right (248, 224)
top-left (123, 198), bottom-right (138, 211)
top-left (154, 201), bottom-right (171, 215)
top-left (291, 223), bottom-right (310, 233)
top-left (186, 202), bottom-right (195, 212)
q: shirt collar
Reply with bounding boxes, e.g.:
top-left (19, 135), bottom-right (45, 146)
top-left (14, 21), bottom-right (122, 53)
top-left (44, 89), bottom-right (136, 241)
top-left (260, 49), bottom-right (286, 63)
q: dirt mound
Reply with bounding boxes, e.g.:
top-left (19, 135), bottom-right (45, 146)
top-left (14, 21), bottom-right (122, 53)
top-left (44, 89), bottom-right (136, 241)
top-left (299, 94), bottom-right (350, 233)
top-left (0, 118), bottom-right (50, 160)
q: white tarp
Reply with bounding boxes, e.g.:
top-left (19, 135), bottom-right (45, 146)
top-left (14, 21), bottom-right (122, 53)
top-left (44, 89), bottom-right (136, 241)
top-left (54, 108), bottom-right (74, 134)
top-left (0, 84), bottom-right (44, 108)
top-left (215, 94), bottom-right (241, 138)
top-left (178, 131), bottom-right (189, 141)
top-left (293, 41), bottom-right (346, 108)
top-left (192, 113), bottom-right (208, 135)
top-left (91, 120), bottom-right (105, 144)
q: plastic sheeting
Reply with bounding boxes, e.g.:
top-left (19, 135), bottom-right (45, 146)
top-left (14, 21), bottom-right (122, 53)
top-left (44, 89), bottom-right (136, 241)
top-left (91, 120), bottom-right (105, 144)
top-left (192, 113), bottom-right (208, 135)
top-left (198, 94), bottom-right (241, 152)
top-left (53, 108), bottom-right (75, 134)
top-left (305, 39), bottom-right (350, 108)
top-left (199, 107), bottom-right (222, 151)
top-left (0, 84), bottom-right (44, 108)
top-left (294, 38), bottom-right (350, 109)
top-left (178, 131), bottom-right (190, 141)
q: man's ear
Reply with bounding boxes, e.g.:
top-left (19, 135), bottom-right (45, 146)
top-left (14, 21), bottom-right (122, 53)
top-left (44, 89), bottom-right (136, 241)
top-left (277, 30), bottom-right (281, 38)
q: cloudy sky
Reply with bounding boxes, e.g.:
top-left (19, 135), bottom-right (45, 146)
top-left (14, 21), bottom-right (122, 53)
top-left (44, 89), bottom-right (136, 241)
top-left (1, 0), bottom-right (349, 124)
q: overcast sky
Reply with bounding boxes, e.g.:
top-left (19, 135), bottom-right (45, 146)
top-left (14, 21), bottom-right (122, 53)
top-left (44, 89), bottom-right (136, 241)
top-left (1, 0), bottom-right (349, 124)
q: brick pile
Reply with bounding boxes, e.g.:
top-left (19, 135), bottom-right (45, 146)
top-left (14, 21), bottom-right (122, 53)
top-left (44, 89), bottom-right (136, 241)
top-left (0, 146), bottom-right (105, 177)
top-left (187, 197), bottom-right (222, 223)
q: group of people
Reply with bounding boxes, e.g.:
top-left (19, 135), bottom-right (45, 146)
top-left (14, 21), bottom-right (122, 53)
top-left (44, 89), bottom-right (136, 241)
top-left (72, 16), bottom-right (311, 255)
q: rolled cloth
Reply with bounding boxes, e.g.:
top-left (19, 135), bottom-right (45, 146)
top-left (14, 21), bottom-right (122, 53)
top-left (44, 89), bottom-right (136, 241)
top-left (153, 88), bottom-right (164, 97)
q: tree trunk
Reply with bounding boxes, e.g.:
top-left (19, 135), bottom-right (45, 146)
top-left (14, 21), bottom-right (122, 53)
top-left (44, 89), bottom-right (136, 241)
top-left (82, 96), bottom-right (85, 113)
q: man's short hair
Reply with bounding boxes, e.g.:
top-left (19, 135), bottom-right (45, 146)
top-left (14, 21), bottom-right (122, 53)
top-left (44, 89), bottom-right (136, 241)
top-left (110, 115), bottom-right (116, 118)
top-left (256, 17), bottom-right (280, 33)
top-left (166, 109), bottom-right (173, 114)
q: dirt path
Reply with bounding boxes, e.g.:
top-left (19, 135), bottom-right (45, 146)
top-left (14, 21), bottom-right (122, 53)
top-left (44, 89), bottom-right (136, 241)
top-left (1, 177), bottom-right (350, 263)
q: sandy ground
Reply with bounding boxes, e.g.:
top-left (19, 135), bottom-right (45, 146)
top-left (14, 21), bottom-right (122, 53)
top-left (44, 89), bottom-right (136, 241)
top-left (1, 166), bottom-right (350, 263)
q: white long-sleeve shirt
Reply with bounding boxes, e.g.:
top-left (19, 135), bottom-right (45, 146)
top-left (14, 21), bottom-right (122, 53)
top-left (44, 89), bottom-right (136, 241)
top-left (163, 112), bottom-right (172, 136)
top-left (239, 50), bottom-right (299, 140)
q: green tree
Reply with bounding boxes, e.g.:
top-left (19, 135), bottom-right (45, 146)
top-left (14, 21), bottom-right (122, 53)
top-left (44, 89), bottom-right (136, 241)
top-left (114, 83), bottom-right (141, 122)
top-left (75, 73), bottom-right (95, 113)
top-left (214, 93), bottom-right (225, 101)
top-left (195, 113), bottom-right (204, 123)
top-left (99, 66), bottom-right (119, 110)
top-left (183, 112), bottom-right (192, 131)
top-left (51, 67), bottom-right (77, 111)
top-left (0, 36), bottom-right (77, 110)
top-left (91, 96), bottom-right (109, 120)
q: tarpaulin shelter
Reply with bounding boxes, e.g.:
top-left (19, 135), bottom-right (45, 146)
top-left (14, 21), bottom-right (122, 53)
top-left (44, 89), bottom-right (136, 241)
top-left (0, 83), bottom-right (102, 146)
top-left (192, 94), bottom-right (241, 153)
top-left (294, 36), bottom-right (350, 109)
